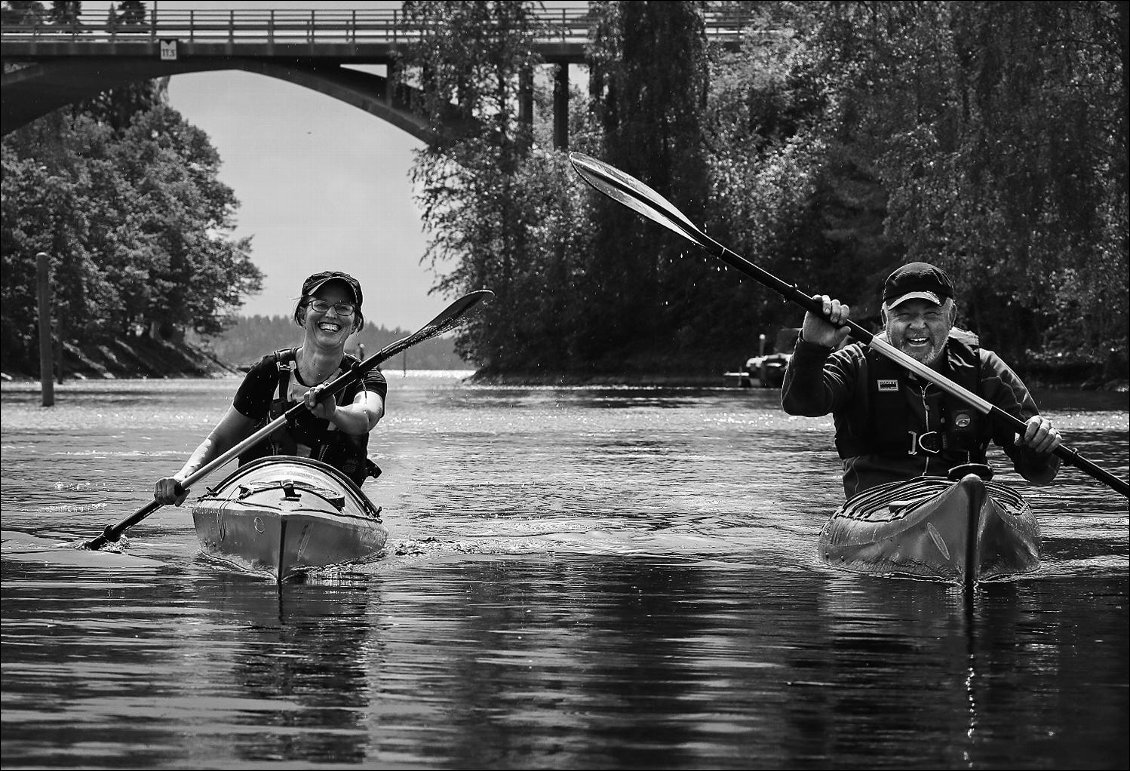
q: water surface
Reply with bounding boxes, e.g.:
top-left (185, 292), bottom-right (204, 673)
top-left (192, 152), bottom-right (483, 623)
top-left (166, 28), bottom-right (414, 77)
top-left (2, 374), bottom-right (1127, 769)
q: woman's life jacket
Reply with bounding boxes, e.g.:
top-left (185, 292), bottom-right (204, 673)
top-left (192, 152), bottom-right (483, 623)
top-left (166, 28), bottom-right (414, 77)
top-left (236, 348), bottom-right (382, 486)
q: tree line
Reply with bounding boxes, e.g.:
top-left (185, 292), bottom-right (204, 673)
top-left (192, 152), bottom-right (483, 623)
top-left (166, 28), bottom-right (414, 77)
top-left (204, 315), bottom-right (467, 371)
top-left (2, 1), bottom-right (1126, 384)
top-left (403, 0), bottom-right (1127, 382)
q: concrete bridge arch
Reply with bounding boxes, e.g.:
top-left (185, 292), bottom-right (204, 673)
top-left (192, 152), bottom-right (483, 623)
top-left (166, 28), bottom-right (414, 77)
top-left (2, 57), bottom-right (449, 144)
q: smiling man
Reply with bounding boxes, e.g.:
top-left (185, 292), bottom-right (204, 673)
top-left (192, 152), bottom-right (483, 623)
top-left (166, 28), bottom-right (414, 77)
top-left (780, 262), bottom-right (1062, 497)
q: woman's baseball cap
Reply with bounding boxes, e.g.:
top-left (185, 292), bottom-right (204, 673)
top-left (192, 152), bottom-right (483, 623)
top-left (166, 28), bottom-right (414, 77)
top-left (302, 271), bottom-right (363, 308)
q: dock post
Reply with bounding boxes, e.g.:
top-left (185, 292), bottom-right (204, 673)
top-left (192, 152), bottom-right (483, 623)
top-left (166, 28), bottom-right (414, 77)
top-left (36, 251), bottom-right (54, 406)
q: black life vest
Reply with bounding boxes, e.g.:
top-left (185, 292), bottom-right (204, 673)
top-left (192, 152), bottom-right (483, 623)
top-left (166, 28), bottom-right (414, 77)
top-left (237, 347), bottom-right (380, 486)
top-left (833, 338), bottom-right (990, 465)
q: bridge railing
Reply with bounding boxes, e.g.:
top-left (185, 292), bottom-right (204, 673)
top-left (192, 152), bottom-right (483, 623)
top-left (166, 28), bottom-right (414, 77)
top-left (0, 5), bottom-right (756, 46)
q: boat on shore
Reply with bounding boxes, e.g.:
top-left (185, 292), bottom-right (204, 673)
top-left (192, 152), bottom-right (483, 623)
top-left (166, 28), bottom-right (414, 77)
top-left (818, 465), bottom-right (1040, 587)
top-left (723, 328), bottom-right (799, 389)
top-left (192, 456), bottom-right (388, 583)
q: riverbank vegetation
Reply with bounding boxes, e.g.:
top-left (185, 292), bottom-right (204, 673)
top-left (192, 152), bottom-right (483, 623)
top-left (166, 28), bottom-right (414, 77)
top-left (2, 0), bottom-right (262, 378)
top-left (2, 1), bottom-right (1126, 388)
top-left (402, 0), bottom-right (1127, 388)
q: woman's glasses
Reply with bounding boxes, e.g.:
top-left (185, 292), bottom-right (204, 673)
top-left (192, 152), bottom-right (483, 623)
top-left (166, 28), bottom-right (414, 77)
top-left (308, 299), bottom-right (356, 316)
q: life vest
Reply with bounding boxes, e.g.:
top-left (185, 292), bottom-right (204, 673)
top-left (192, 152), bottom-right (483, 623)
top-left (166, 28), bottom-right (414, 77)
top-left (237, 348), bottom-right (380, 486)
top-left (833, 338), bottom-right (989, 466)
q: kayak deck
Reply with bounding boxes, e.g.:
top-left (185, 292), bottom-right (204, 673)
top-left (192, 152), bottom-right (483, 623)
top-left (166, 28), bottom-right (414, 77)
top-left (818, 472), bottom-right (1040, 584)
top-left (192, 456), bottom-right (388, 583)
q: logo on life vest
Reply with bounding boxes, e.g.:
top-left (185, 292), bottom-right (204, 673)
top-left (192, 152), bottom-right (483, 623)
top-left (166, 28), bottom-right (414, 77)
top-left (877, 379), bottom-right (900, 392)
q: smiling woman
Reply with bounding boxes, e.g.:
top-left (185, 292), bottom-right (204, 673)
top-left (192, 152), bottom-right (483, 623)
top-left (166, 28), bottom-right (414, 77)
top-left (153, 270), bottom-right (389, 505)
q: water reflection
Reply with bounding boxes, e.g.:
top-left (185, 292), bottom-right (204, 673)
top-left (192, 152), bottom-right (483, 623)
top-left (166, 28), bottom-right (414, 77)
top-left (202, 580), bottom-right (380, 765)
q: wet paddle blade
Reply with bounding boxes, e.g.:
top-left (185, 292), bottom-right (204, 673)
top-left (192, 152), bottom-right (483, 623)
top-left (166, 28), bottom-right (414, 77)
top-left (569, 152), bottom-right (716, 251)
top-left (368, 289), bottom-right (494, 366)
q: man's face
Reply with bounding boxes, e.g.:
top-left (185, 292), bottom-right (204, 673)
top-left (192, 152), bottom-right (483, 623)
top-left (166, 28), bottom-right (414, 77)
top-left (883, 299), bottom-right (954, 366)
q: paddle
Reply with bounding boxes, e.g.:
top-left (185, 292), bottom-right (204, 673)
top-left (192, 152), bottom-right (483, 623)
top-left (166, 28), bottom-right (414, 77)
top-left (81, 289), bottom-right (495, 551)
top-left (568, 151), bottom-right (1130, 498)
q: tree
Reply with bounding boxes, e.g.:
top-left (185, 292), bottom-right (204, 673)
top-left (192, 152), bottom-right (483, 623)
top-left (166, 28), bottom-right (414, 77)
top-left (0, 1), bottom-right (45, 26)
top-left (1, 101), bottom-right (261, 373)
top-left (47, 1), bottom-right (81, 26)
top-left (402, 0), bottom-right (560, 371)
top-left (801, 1), bottom-right (1127, 367)
top-left (582, 1), bottom-right (716, 370)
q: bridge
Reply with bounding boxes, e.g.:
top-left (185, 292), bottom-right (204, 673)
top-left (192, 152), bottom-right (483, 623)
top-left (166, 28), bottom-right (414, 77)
top-left (0, 5), bottom-right (757, 146)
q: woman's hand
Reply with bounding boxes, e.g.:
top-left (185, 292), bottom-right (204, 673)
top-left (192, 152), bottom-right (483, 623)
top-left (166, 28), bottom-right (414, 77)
top-left (303, 383), bottom-right (338, 422)
top-left (154, 476), bottom-right (188, 506)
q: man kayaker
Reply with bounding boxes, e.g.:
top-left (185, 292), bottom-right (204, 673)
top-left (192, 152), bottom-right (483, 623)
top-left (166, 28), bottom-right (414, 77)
top-left (780, 261), bottom-right (1062, 497)
top-left (154, 271), bottom-right (386, 504)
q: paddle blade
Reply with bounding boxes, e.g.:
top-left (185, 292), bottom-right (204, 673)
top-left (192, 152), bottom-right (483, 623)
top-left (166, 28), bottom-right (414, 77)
top-left (569, 152), bottom-right (714, 251)
top-left (411, 289), bottom-right (495, 341)
top-left (364, 289), bottom-right (495, 368)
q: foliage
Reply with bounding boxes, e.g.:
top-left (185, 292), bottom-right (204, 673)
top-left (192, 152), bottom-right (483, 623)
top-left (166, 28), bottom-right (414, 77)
top-left (797, 1), bottom-right (1128, 365)
top-left (1, 102), bottom-right (261, 374)
top-left (3, 0), bottom-right (1124, 383)
top-left (0, 0), bottom-right (44, 25)
top-left (580, 0), bottom-right (721, 369)
top-left (401, 0), bottom-right (573, 372)
top-left (399, 0), bottom-right (1126, 380)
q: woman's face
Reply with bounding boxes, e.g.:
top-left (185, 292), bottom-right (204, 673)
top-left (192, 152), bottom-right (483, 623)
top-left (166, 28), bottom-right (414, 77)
top-left (303, 283), bottom-right (356, 348)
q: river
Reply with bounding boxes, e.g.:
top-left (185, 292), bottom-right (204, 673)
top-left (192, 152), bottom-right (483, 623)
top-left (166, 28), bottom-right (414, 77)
top-left (1, 373), bottom-right (1127, 769)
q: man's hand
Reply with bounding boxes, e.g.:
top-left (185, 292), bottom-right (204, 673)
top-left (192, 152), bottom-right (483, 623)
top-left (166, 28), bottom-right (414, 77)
top-left (801, 294), bottom-right (852, 349)
top-left (1018, 415), bottom-right (1062, 456)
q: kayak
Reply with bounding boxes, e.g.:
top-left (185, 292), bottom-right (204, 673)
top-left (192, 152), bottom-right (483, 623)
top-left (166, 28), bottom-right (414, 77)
top-left (192, 456), bottom-right (388, 583)
top-left (817, 466), bottom-right (1040, 586)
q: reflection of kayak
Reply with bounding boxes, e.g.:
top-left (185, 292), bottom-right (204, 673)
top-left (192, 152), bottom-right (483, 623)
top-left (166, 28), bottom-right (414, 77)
top-left (818, 466), bottom-right (1039, 586)
top-left (192, 457), bottom-right (388, 583)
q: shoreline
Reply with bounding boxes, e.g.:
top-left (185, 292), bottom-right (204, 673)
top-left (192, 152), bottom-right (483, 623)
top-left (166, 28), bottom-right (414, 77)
top-left (2, 336), bottom-right (1125, 392)
top-left (3, 369), bottom-right (1126, 392)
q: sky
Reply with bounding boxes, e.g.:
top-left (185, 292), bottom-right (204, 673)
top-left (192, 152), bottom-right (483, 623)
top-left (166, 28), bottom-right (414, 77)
top-left (152, 1), bottom-right (442, 331)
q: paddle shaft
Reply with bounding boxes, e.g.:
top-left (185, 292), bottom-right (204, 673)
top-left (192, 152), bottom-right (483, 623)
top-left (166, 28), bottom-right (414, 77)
top-left (82, 290), bottom-right (494, 550)
top-left (569, 152), bottom-right (1129, 497)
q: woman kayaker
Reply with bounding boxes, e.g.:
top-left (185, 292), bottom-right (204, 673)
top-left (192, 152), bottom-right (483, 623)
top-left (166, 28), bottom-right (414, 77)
top-left (154, 271), bottom-right (386, 504)
top-left (780, 261), bottom-right (1063, 498)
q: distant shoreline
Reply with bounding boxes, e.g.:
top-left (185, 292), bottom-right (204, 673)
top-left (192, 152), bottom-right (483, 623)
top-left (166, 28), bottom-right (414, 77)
top-left (2, 337), bottom-right (1125, 392)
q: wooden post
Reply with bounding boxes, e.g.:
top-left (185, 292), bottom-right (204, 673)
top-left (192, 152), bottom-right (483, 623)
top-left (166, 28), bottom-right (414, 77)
top-left (36, 252), bottom-right (54, 407)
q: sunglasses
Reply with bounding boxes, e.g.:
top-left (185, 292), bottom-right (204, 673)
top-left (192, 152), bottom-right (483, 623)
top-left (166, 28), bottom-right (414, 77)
top-left (307, 299), bottom-right (356, 316)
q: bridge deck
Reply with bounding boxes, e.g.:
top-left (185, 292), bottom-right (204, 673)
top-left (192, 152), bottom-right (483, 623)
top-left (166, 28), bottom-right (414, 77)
top-left (1, 6), bottom-right (757, 62)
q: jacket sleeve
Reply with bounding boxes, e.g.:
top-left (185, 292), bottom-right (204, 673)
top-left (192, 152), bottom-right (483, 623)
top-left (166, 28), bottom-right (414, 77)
top-left (781, 339), bottom-right (860, 416)
top-left (979, 349), bottom-right (1061, 485)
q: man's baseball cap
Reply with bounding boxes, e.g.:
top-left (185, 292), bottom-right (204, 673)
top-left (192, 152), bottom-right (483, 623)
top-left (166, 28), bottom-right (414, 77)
top-left (883, 262), bottom-right (954, 309)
